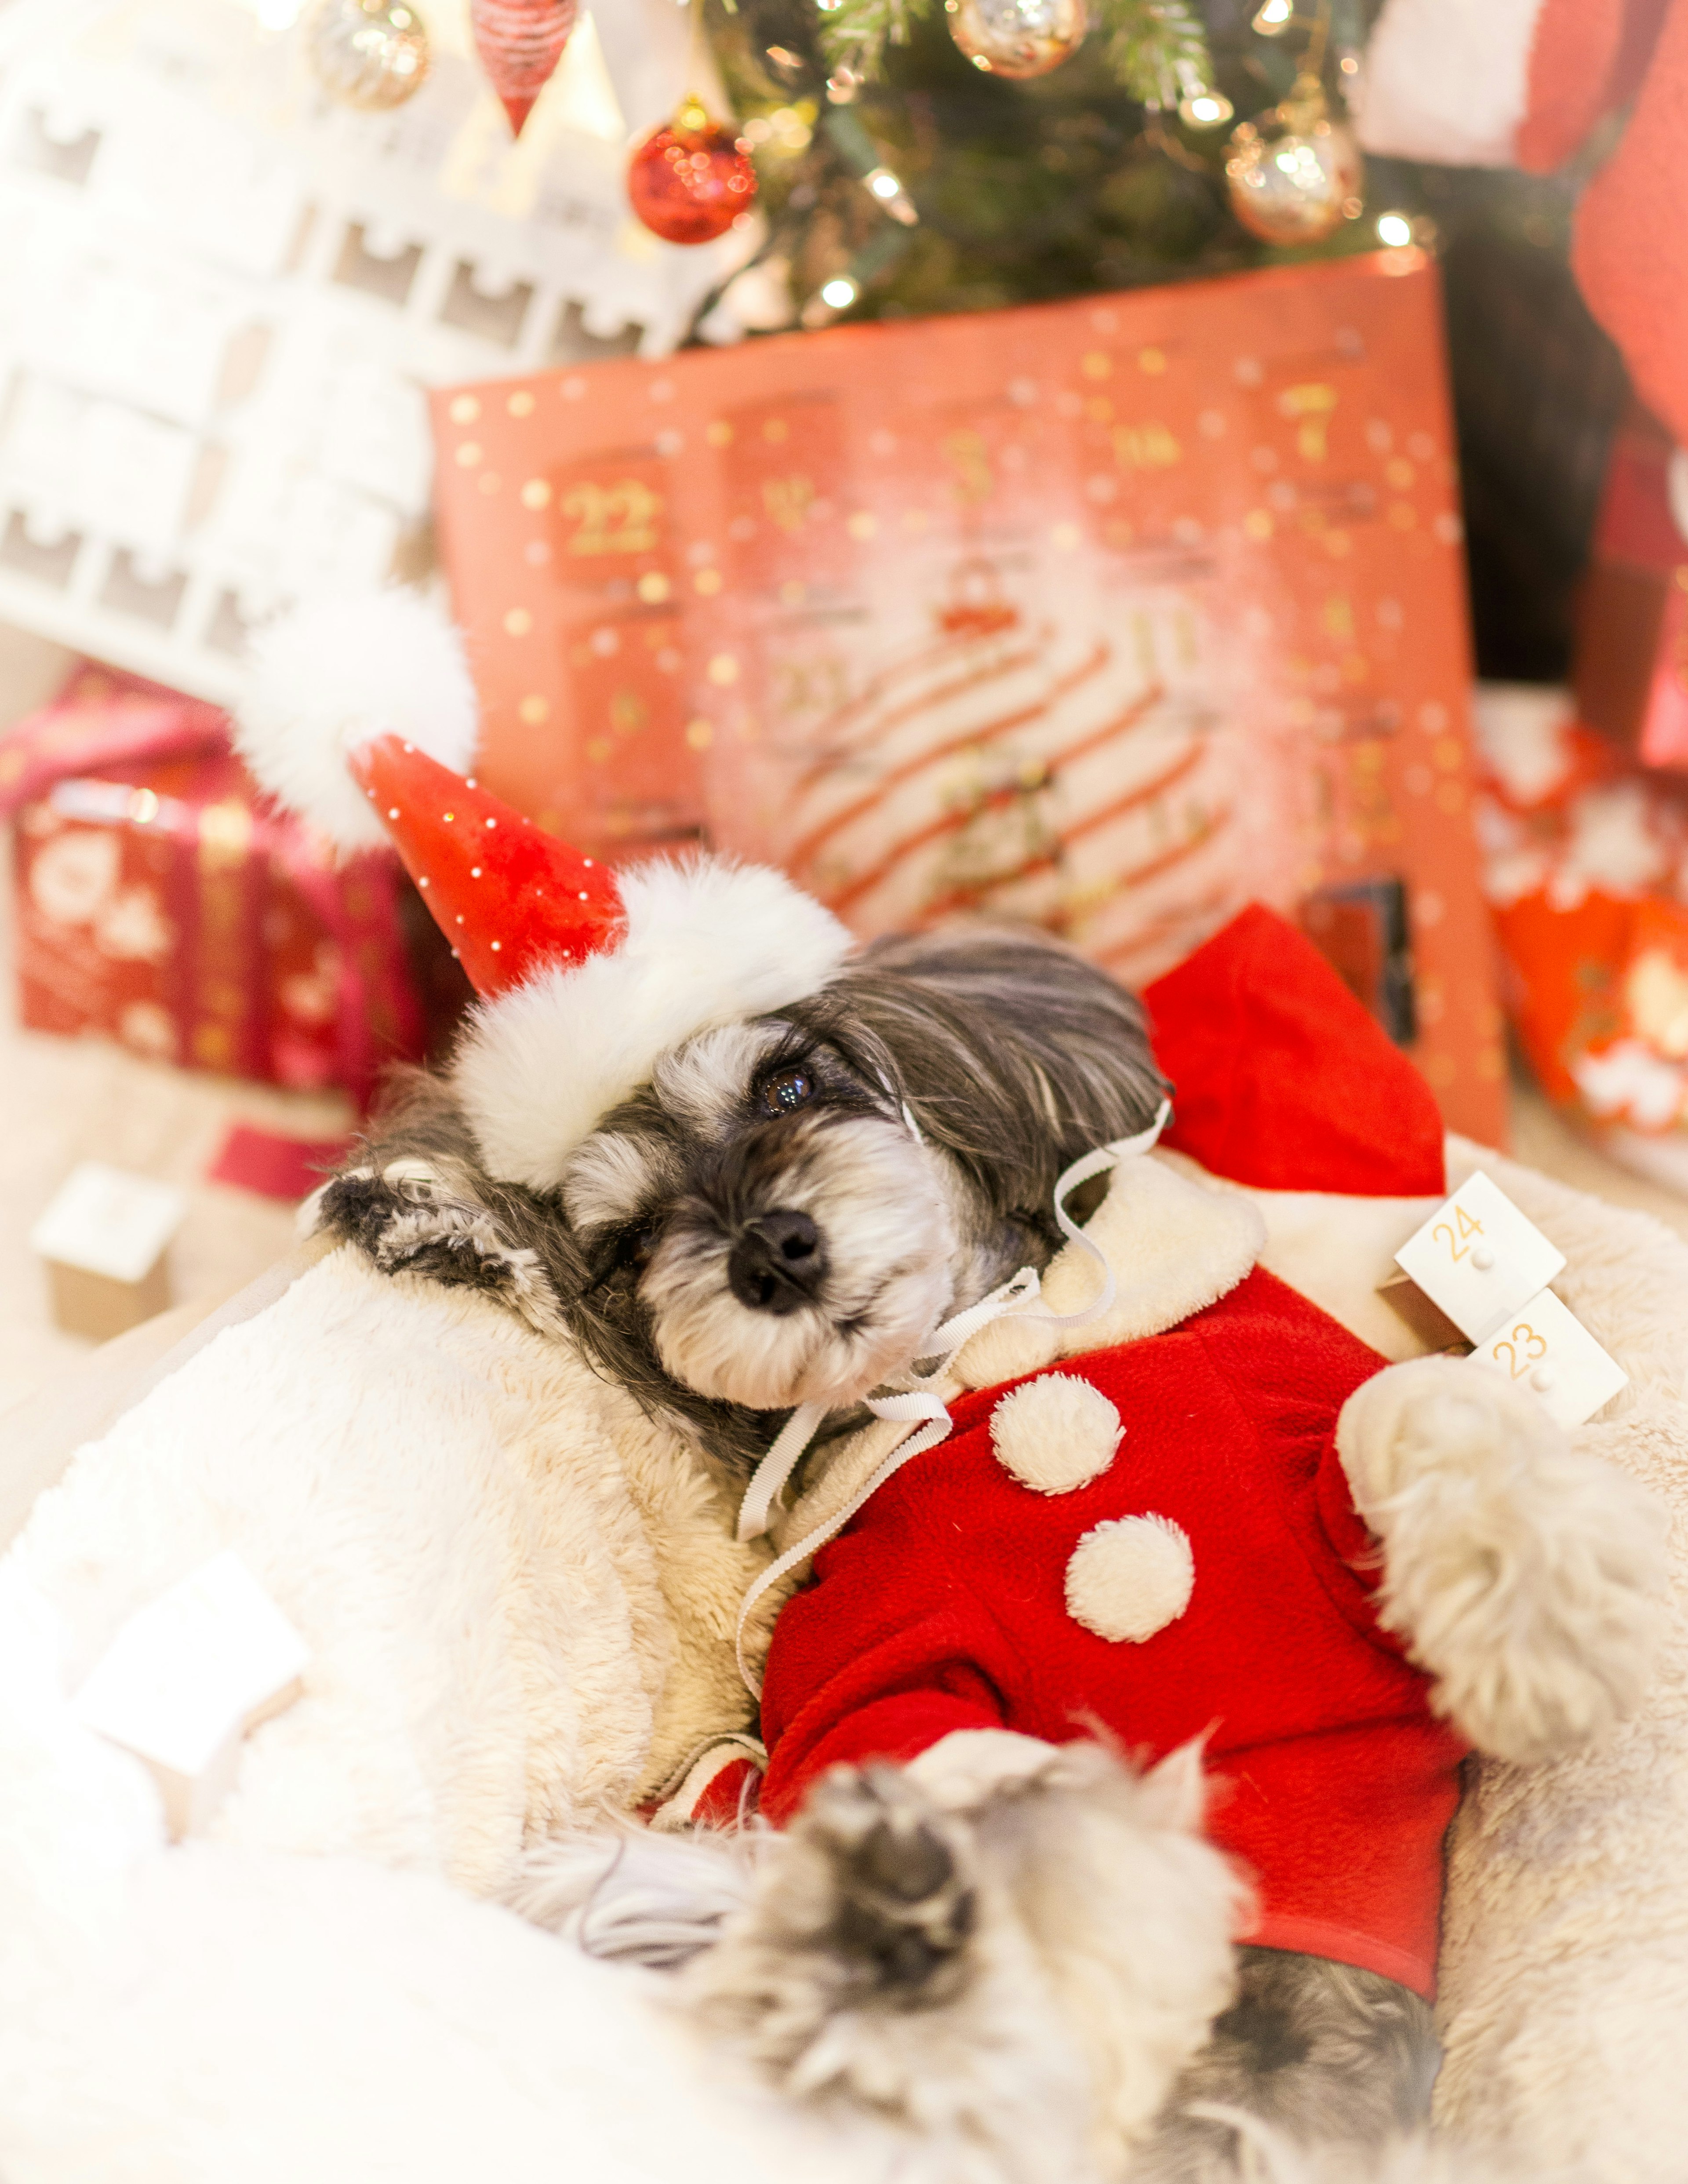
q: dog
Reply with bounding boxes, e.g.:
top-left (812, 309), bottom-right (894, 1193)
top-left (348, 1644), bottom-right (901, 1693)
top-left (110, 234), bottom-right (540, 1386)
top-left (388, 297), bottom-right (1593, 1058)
top-left (321, 915), bottom-right (1664, 2184)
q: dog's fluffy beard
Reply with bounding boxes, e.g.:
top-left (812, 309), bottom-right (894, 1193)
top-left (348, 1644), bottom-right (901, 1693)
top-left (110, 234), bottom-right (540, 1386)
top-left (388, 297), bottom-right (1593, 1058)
top-left (636, 1110), bottom-right (957, 1411)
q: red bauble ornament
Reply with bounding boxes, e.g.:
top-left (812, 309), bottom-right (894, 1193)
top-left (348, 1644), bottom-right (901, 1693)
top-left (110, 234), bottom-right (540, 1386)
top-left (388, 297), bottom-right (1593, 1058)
top-left (627, 108), bottom-right (757, 246)
top-left (469, 0), bottom-right (576, 135)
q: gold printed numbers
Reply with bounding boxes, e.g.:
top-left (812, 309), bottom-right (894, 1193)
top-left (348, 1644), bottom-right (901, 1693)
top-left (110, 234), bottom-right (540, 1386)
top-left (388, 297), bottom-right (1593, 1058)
top-left (1395, 1171), bottom-right (1565, 1344)
top-left (562, 480), bottom-right (663, 557)
top-left (1469, 1286), bottom-right (1628, 1428)
top-left (1431, 1200), bottom-right (1486, 1265)
top-left (1491, 1320), bottom-right (1547, 1379)
top-left (1397, 1177), bottom-right (1626, 1426)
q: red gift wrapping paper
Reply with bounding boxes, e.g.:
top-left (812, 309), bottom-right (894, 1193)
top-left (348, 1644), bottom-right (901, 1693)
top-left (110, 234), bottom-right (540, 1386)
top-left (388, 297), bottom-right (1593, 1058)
top-left (4, 665), bottom-right (442, 1108)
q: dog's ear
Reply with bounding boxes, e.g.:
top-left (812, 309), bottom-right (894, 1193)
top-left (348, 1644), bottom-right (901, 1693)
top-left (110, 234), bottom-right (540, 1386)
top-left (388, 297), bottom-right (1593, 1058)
top-left (311, 1070), bottom-right (578, 1337)
top-left (815, 928), bottom-right (1170, 1221)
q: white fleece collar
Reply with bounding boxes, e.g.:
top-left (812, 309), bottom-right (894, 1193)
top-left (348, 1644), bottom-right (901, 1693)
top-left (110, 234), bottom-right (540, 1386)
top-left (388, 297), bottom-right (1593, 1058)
top-left (768, 1154), bottom-right (1264, 1564)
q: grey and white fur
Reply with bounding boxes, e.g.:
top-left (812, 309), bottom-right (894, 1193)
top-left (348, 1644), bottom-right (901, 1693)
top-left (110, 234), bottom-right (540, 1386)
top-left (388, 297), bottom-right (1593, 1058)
top-left (316, 922), bottom-right (1663, 2184)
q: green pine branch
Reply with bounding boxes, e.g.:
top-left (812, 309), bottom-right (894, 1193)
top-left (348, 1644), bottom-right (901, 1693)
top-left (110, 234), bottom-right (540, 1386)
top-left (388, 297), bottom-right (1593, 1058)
top-left (814, 0), bottom-right (922, 77)
top-left (1096, 0), bottom-right (1212, 108)
top-left (812, 0), bottom-right (1218, 103)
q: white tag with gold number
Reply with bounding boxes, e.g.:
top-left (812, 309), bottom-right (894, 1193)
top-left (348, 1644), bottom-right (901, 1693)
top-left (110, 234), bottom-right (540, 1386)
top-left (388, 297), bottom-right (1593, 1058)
top-left (1467, 1285), bottom-right (1628, 1429)
top-left (1394, 1172), bottom-right (1567, 1345)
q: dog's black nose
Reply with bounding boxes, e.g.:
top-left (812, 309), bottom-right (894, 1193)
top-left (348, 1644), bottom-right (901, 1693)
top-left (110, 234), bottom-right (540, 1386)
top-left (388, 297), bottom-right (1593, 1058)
top-left (728, 1209), bottom-right (825, 1314)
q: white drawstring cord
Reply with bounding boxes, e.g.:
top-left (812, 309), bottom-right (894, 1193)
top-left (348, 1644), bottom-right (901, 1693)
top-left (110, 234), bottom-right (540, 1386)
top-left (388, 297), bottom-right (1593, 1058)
top-left (731, 1099), bottom-right (1170, 1697)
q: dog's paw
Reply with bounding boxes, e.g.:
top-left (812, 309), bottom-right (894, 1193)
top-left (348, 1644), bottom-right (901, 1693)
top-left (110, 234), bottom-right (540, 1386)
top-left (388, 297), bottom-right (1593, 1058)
top-left (800, 1764), bottom-right (980, 1997)
top-left (681, 1763), bottom-right (1097, 2170)
top-left (684, 1765), bottom-right (980, 2070)
top-left (1339, 1356), bottom-right (1670, 1764)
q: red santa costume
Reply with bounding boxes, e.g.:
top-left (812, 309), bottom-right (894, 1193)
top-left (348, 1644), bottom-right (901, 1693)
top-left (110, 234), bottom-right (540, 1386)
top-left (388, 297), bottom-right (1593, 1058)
top-left (712, 912), bottom-right (1462, 2002)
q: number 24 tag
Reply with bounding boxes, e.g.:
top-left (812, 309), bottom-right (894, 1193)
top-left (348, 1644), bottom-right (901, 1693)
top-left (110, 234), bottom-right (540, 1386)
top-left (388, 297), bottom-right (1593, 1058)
top-left (1395, 1171), bottom-right (1566, 1345)
top-left (1432, 1202), bottom-right (1487, 1266)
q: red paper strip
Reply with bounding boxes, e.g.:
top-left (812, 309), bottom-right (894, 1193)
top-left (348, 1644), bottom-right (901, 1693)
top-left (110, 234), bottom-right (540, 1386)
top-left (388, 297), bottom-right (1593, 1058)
top-left (207, 1125), bottom-right (354, 1202)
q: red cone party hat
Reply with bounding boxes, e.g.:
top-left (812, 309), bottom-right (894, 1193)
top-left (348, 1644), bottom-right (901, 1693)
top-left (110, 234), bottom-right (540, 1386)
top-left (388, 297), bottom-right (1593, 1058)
top-left (236, 587), bottom-right (851, 1189)
top-left (347, 736), bottom-right (623, 996)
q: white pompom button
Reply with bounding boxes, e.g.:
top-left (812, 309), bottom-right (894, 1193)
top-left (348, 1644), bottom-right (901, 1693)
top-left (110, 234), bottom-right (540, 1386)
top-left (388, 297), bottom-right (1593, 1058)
top-left (1065, 1515), bottom-right (1194, 1644)
top-left (990, 1374), bottom-right (1122, 1495)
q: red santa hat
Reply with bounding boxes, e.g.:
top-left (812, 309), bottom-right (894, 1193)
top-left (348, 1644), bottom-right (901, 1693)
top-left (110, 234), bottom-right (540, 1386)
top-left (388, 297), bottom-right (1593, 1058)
top-left (235, 589), bottom-right (852, 1189)
top-left (1357, 0), bottom-right (1688, 444)
top-left (1142, 903), bottom-right (1447, 1198)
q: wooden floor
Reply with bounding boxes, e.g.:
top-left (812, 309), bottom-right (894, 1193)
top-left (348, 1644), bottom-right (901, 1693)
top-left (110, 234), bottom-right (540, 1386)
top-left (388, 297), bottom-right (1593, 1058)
top-left (1, 616), bottom-right (1684, 1419)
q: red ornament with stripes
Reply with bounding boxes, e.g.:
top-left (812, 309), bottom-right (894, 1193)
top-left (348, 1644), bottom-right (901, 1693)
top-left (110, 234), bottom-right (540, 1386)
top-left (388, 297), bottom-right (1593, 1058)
top-left (469, 0), bottom-right (577, 135)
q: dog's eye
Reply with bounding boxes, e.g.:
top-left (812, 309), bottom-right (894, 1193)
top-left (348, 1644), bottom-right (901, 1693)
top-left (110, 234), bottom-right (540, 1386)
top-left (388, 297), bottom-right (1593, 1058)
top-left (759, 1066), bottom-right (813, 1118)
top-left (616, 1222), bottom-right (659, 1274)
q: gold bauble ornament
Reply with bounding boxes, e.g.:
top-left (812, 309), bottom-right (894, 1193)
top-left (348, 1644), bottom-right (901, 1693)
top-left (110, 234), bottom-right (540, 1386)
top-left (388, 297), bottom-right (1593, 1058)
top-left (944, 0), bottom-right (1088, 79)
top-left (1224, 75), bottom-right (1362, 246)
top-left (307, 0), bottom-right (431, 111)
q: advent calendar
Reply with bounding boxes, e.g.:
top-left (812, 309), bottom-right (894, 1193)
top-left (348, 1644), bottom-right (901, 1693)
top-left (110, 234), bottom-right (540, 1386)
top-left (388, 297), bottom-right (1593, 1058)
top-left (431, 251), bottom-right (1507, 1142)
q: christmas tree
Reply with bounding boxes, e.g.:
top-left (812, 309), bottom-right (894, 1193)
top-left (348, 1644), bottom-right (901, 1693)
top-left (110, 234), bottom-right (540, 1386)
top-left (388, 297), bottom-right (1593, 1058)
top-left (699, 0), bottom-right (1377, 330)
top-left (694, 0), bottom-right (1626, 684)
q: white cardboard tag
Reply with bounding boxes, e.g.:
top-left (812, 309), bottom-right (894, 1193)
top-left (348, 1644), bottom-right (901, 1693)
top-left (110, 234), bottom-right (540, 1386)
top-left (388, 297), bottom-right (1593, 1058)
top-left (74, 1552), bottom-right (308, 1837)
top-left (1467, 1285), bottom-right (1629, 1429)
top-left (1394, 1171), bottom-right (1567, 1345)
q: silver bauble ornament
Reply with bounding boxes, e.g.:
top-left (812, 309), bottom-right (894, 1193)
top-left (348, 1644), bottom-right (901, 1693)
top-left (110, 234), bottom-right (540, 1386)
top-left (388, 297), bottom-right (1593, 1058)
top-left (945, 0), bottom-right (1088, 79)
top-left (307, 0), bottom-right (431, 111)
top-left (1224, 76), bottom-right (1362, 246)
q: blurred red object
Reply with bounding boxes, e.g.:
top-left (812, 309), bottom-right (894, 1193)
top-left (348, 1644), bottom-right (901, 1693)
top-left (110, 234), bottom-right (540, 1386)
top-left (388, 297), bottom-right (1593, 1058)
top-left (0, 663), bottom-right (466, 1108)
top-left (207, 1125), bottom-right (354, 1202)
top-left (1474, 682), bottom-right (1688, 1180)
top-left (469, 0), bottom-right (576, 135)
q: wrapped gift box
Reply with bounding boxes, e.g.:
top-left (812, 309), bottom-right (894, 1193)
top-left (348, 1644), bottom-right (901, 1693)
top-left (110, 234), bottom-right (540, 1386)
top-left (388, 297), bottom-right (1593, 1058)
top-left (430, 251), bottom-right (1506, 1143)
top-left (3, 664), bottom-right (464, 1106)
top-left (1474, 683), bottom-right (1688, 1177)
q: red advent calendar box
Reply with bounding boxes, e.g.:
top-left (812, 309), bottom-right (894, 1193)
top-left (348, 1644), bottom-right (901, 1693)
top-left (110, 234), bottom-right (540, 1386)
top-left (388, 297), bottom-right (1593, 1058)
top-left (3, 665), bottom-right (459, 1107)
top-left (431, 251), bottom-right (1505, 1143)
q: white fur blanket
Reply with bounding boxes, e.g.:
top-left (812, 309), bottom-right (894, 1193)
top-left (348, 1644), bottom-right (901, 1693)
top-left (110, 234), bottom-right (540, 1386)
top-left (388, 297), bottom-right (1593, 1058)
top-left (2, 1151), bottom-right (1684, 2179)
top-left (1430, 1144), bottom-right (1688, 2181)
top-left (1228, 1140), bottom-right (1688, 2179)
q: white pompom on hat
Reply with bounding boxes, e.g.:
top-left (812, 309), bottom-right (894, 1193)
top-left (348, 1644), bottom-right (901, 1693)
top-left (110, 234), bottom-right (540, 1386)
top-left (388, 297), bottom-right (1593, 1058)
top-left (239, 587), bottom-right (481, 853)
top-left (233, 588), bottom-right (852, 1184)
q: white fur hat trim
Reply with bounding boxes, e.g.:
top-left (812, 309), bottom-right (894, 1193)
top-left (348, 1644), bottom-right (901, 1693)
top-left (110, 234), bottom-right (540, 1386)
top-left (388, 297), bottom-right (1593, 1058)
top-left (453, 855), bottom-right (853, 1189)
top-left (990, 1375), bottom-right (1123, 1495)
top-left (1065, 1514), bottom-right (1194, 1644)
top-left (236, 587), bottom-right (479, 853)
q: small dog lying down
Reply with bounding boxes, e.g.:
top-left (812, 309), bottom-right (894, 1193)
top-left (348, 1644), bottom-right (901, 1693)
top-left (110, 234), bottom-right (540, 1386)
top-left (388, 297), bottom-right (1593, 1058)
top-left (329, 917), bottom-right (1665, 2183)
